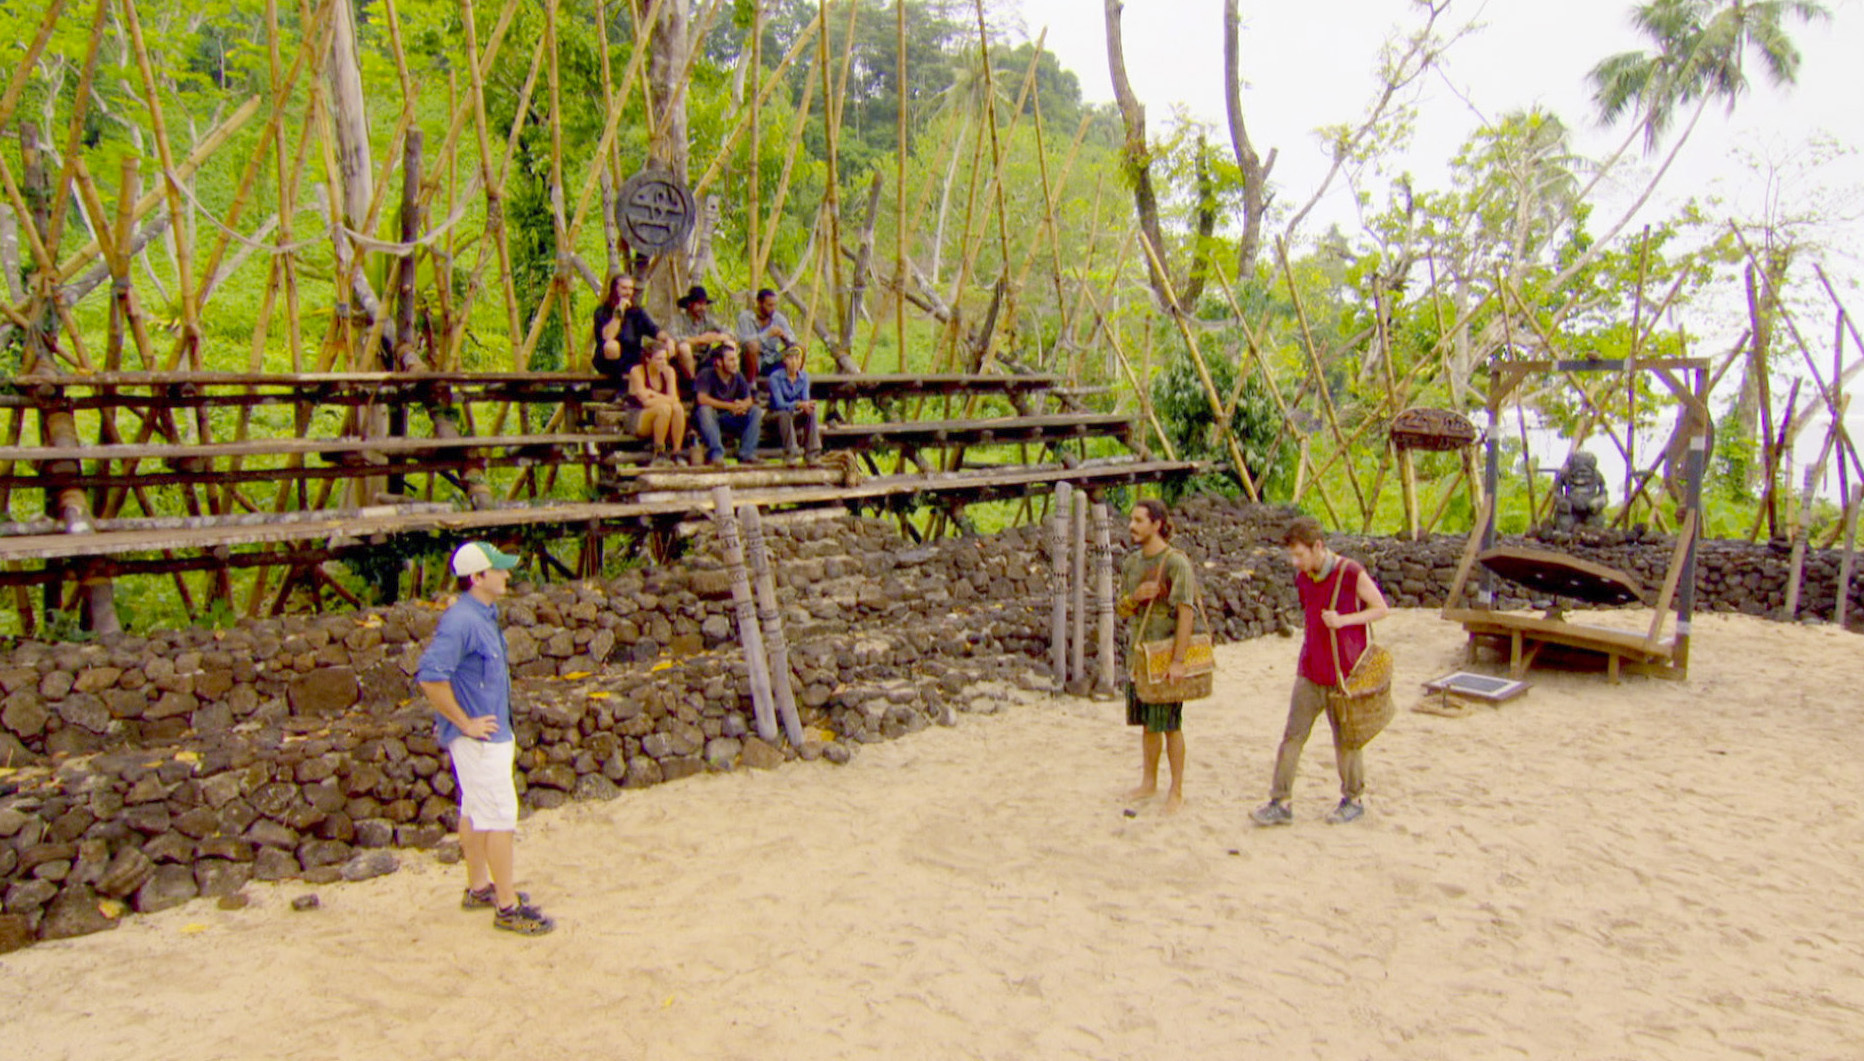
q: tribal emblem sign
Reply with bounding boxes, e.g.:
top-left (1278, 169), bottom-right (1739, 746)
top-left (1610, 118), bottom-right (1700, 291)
top-left (616, 171), bottom-right (695, 255)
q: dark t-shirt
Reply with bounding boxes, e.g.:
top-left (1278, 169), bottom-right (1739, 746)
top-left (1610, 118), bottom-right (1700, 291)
top-left (593, 303), bottom-right (659, 378)
top-left (695, 364), bottom-right (752, 407)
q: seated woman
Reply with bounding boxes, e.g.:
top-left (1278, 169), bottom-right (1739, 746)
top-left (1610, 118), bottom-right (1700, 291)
top-left (626, 338), bottom-right (689, 464)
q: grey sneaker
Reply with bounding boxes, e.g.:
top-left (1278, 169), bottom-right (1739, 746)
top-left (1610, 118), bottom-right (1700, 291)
top-left (1250, 800), bottom-right (1293, 827)
top-left (462, 885), bottom-right (530, 911)
top-left (1325, 799), bottom-right (1365, 825)
top-left (493, 901), bottom-right (556, 936)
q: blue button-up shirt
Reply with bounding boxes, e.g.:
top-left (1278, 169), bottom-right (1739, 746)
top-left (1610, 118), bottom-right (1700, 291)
top-left (417, 594), bottom-right (513, 745)
top-left (767, 368), bottom-right (811, 412)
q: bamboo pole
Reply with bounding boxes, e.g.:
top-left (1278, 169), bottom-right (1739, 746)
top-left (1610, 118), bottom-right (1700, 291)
top-left (740, 504), bottom-right (805, 748)
top-left (712, 486), bottom-right (778, 741)
top-left (119, 0), bottom-right (204, 370)
top-left (894, 0), bottom-right (907, 374)
top-left (1838, 484), bottom-right (1862, 626)
top-left (1136, 233), bottom-right (1261, 500)
top-left (1093, 501), bottom-right (1117, 694)
top-left (1784, 424), bottom-right (1839, 619)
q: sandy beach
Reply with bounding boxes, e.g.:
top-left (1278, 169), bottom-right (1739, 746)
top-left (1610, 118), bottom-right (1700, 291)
top-left (3, 608), bottom-right (1862, 1060)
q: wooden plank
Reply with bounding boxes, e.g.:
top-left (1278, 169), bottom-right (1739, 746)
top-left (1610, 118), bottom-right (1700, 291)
top-left (1644, 510), bottom-right (1695, 649)
top-left (825, 413), bottom-right (1127, 439)
top-left (1441, 495), bottom-right (1492, 611)
top-left (10, 369), bottom-right (1059, 392)
top-left (0, 458), bottom-right (1203, 564)
top-left (1446, 607), bottom-right (1675, 660)
top-left (1477, 545), bottom-right (1647, 606)
top-left (0, 432), bottom-right (635, 463)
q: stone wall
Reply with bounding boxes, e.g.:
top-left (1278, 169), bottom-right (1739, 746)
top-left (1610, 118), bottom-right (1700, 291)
top-left (3, 497), bottom-right (1859, 951)
top-left (1168, 496), bottom-right (1864, 642)
top-left (0, 516), bottom-right (1056, 951)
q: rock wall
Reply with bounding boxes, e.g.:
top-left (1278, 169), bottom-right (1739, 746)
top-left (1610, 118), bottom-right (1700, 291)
top-left (0, 516), bottom-right (1057, 951)
top-left (1166, 496), bottom-right (1864, 639)
top-left (3, 498), bottom-right (1860, 951)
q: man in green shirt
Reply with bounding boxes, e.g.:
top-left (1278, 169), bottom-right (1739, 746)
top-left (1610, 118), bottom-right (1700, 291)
top-left (1115, 499), bottom-right (1198, 814)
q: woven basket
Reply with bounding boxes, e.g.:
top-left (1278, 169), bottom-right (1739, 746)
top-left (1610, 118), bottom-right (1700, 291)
top-left (1328, 644), bottom-right (1394, 749)
top-left (1325, 561), bottom-right (1394, 750)
top-left (1129, 555), bottom-right (1214, 704)
top-left (1132, 634), bottom-right (1214, 704)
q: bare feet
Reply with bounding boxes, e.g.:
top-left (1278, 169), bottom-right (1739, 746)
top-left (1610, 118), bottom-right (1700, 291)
top-left (1125, 784), bottom-right (1158, 801)
top-left (1162, 792), bottom-right (1184, 815)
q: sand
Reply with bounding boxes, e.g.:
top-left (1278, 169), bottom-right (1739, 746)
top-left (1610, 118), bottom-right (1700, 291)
top-left (4, 609), bottom-right (1863, 1060)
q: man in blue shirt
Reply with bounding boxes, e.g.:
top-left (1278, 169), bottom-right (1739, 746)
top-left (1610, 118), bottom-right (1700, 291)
top-left (766, 346), bottom-right (822, 462)
top-left (417, 541), bottom-right (554, 935)
top-left (694, 344), bottom-right (764, 465)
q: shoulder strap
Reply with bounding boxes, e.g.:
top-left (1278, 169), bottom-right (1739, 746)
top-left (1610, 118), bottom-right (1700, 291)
top-left (1138, 548), bottom-right (1209, 635)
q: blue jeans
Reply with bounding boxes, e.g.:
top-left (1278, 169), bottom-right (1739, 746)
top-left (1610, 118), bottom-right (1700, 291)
top-left (696, 404), bottom-right (764, 461)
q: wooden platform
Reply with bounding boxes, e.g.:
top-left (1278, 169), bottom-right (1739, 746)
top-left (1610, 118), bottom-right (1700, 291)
top-left (1443, 607), bottom-right (1679, 683)
top-left (0, 457), bottom-right (1198, 580)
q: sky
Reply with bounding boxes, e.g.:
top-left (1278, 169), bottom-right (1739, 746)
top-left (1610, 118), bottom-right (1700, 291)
top-left (1003, 0), bottom-right (1862, 270)
top-left (1004, 0), bottom-right (1864, 494)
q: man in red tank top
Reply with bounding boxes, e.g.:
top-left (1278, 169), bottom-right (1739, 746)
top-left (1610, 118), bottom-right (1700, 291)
top-left (1251, 517), bottom-right (1389, 827)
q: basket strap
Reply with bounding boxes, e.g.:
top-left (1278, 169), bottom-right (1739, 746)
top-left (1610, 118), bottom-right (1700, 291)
top-left (1326, 558), bottom-right (1358, 689)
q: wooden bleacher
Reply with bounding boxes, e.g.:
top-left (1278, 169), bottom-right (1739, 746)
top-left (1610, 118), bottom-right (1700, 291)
top-left (0, 369), bottom-right (1195, 590)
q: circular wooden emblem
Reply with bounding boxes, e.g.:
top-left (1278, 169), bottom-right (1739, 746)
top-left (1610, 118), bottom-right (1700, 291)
top-left (616, 171), bottom-right (695, 255)
top-left (1389, 407), bottom-right (1479, 451)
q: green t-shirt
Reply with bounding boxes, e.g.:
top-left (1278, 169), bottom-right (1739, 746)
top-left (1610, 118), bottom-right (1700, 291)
top-left (1120, 546), bottom-right (1199, 646)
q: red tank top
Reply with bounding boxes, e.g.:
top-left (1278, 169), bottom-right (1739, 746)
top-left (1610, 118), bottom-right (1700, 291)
top-left (1296, 558), bottom-right (1368, 687)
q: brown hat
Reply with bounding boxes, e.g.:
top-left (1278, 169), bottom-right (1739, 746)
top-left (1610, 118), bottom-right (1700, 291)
top-left (676, 285), bottom-right (711, 308)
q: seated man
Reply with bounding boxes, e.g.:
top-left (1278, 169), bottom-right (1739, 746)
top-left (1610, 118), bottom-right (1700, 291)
top-left (592, 273), bottom-right (664, 390)
top-left (766, 346), bottom-right (823, 462)
top-left (735, 287), bottom-right (799, 383)
top-left (693, 342), bottom-right (764, 465)
top-left (668, 284), bottom-right (731, 382)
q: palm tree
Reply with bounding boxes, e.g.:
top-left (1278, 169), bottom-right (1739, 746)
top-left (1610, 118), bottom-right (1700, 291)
top-left (1589, 0), bottom-right (1831, 150)
top-left (1586, 0), bottom-right (1829, 480)
top-left (1531, 0), bottom-right (1829, 295)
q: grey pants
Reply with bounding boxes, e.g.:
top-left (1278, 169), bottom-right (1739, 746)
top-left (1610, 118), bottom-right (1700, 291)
top-left (1269, 676), bottom-right (1365, 802)
top-left (773, 409), bottom-right (822, 455)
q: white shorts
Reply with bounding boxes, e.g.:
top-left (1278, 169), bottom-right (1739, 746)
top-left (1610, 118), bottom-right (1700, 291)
top-left (448, 737), bottom-right (519, 832)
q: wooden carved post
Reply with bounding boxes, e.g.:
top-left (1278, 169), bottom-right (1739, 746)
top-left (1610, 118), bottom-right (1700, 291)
top-left (1093, 501), bottom-right (1117, 693)
top-left (1049, 481), bottom-right (1072, 692)
top-left (1838, 484), bottom-right (1862, 626)
top-left (712, 486), bottom-right (777, 740)
top-left (1070, 489), bottom-right (1087, 688)
top-left (740, 504), bottom-right (804, 748)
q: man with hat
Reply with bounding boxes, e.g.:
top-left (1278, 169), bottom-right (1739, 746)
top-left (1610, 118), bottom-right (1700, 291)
top-left (669, 284), bottom-right (733, 383)
top-left (416, 541), bottom-right (555, 935)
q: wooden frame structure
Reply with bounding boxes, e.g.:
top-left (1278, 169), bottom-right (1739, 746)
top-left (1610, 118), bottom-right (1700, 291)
top-left (1442, 356), bottom-right (1709, 682)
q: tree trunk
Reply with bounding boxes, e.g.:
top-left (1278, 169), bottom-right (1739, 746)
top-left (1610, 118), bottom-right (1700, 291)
top-left (1223, 0), bottom-right (1274, 280)
top-left (647, 0), bottom-right (691, 310)
top-left (1180, 133), bottom-right (1217, 308)
top-left (327, 0), bottom-right (372, 237)
top-left (1103, 0), bottom-right (1171, 307)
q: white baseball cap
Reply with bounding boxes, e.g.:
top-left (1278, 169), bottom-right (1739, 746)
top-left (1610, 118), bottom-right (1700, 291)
top-left (451, 541), bottom-right (521, 576)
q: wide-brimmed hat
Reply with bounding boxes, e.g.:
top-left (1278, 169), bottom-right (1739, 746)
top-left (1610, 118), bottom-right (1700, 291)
top-left (676, 284), bottom-right (712, 308)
